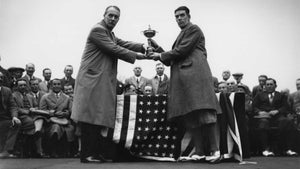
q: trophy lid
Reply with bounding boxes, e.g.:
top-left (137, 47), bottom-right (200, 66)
top-left (143, 25), bottom-right (156, 38)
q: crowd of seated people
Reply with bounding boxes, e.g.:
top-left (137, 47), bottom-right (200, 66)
top-left (0, 60), bottom-right (299, 159)
top-left (217, 72), bottom-right (299, 157)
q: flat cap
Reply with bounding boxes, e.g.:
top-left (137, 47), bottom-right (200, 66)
top-left (7, 67), bottom-right (25, 73)
top-left (232, 72), bottom-right (244, 76)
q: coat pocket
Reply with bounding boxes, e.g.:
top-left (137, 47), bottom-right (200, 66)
top-left (180, 60), bottom-right (193, 68)
top-left (86, 68), bottom-right (101, 76)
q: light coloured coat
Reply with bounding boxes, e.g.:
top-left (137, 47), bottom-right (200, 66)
top-left (71, 20), bottom-right (144, 128)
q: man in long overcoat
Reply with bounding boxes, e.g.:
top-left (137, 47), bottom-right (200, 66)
top-left (150, 6), bottom-right (221, 162)
top-left (71, 6), bottom-right (146, 163)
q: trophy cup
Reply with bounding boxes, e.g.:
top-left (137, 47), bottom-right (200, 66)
top-left (142, 25), bottom-right (157, 55)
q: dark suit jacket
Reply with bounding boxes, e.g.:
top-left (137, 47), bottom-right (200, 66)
top-left (29, 91), bottom-right (46, 107)
top-left (60, 77), bottom-right (75, 89)
top-left (0, 66), bottom-right (12, 88)
top-left (252, 91), bottom-right (288, 117)
top-left (0, 86), bottom-right (18, 119)
top-left (12, 91), bottom-right (38, 114)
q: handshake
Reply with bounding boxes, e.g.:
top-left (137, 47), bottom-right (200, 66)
top-left (136, 39), bottom-right (162, 61)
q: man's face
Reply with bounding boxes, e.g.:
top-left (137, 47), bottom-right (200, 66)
top-left (63, 85), bottom-right (73, 96)
top-left (258, 77), bottom-right (267, 86)
top-left (296, 80), bottom-right (300, 91)
top-left (26, 64), bottom-right (35, 76)
top-left (266, 79), bottom-right (276, 93)
top-left (64, 67), bottom-right (73, 77)
top-left (14, 71), bottom-right (23, 79)
top-left (227, 81), bottom-right (237, 92)
top-left (175, 10), bottom-right (190, 29)
top-left (218, 83), bottom-right (228, 93)
top-left (222, 71), bottom-right (230, 81)
top-left (52, 80), bottom-right (62, 93)
top-left (43, 69), bottom-right (52, 81)
top-left (133, 67), bottom-right (142, 77)
top-left (103, 7), bottom-right (120, 30)
top-left (156, 65), bottom-right (164, 76)
top-left (17, 80), bottom-right (27, 93)
top-left (30, 80), bottom-right (39, 93)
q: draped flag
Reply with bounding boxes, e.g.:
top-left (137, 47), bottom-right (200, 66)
top-left (105, 93), bottom-right (245, 162)
top-left (109, 95), bottom-right (181, 161)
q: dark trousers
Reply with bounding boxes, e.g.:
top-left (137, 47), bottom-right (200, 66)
top-left (256, 116), bottom-right (296, 151)
top-left (0, 119), bottom-right (20, 152)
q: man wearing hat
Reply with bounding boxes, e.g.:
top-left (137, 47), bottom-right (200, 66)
top-left (7, 67), bottom-right (25, 92)
top-left (232, 72), bottom-right (251, 96)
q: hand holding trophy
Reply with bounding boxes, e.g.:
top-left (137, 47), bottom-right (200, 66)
top-left (142, 25), bottom-right (157, 59)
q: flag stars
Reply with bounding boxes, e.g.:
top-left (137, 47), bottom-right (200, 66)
top-left (166, 126), bottom-right (171, 131)
top-left (171, 144), bottom-right (175, 149)
top-left (154, 110), bottom-right (158, 114)
top-left (165, 135), bottom-right (170, 139)
top-left (162, 109), bottom-right (166, 114)
top-left (172, 136), bottom-right (177, 140)
top-left (146, 119), bottom-right (150, 123)
top-left (147, 101), bottom-right (151, 105)
top-left (139, 101), bottom-right (144, 105)
top-left (146, 110), bottom-right (151, 114)
top-left (163, 144), bottom-right (168, 148)
top-left (153, 118), bottom-right (157, 122)
top-left (162, 101), bottom-right (167, 105)
top-left (145, 127), bottom-right (149, 131)
top-left (138, 127), bottom-right (142, 131)
top-left (156, 144), bottom-right (160, 148)
top-left (157, 135), bottom-right (162, 139)
top-left (155, 101), bottom-right (159, 105)
top-left (139, 109), bottom-right (143, 114)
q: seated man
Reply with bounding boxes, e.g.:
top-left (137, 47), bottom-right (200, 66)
top-left (12, 78), bottom-right (45, 157)
top-left (288, 78), bottom-right (300, 130)
top-left (40, 78), bottom-right (74, 157)
top-left (0, 72), bottom-right (21, 158)
top-left (252, 78), bottom-right (297, 156)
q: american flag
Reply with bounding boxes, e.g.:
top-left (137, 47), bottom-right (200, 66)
top-left (103, 93), bottom-right (245, 162)
top-left (107, 95), bottom-right (182, 161)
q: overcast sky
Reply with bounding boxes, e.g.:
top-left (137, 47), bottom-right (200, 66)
top-left (0, 0), bottom-right (299, 92)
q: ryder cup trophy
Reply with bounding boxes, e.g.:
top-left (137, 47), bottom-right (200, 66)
top-left (142, 25), bottom-right (157, 55)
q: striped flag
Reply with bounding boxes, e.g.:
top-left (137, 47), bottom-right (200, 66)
top-left (108, 95), bottom-right (181, 161)
top-left (104, 93), bottom-right (245, 162)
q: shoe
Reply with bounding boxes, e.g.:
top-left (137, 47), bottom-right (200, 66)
top-left (190, 154), bottom-right (206, 162)
top-left (262, 150), bottom-right (274, 157)
top-left (0, 151), bottom-right (17, 159)
top-left (206, 151), bottom-right (220, 163)
top-left (32, 152), bottom-right (46, 158)
top-left (286, 150), bottom-right (298, 156)
top-left (80, 156), bottom-right (103, 163)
